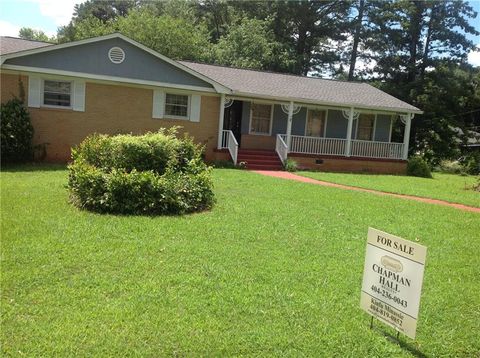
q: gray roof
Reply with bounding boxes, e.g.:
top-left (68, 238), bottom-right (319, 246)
top-left (0, 36), bottom-right (52, 55)
top-left (180, 61), bottom-right (421, 113)
top-left (0, 36), bottom-right (420, 113)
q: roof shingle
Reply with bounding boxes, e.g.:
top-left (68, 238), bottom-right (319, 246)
top-left (0, 36), bottom-right (52, 56)
top-left (180, 61), bottom-right (421, 113)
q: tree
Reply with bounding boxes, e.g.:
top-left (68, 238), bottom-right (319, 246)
top-left (117, 8), bottom-right (212, 61)
top-left (57, 0), bottom-right (139, 42)
top-left (213, 17), bottom-right (289, 70)
top-left (18, 27), bottom-right (55, 43)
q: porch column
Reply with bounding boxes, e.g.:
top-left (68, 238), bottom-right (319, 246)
top-left (217, 94), bottom-right (226, 149)
top-left (345, 107), bottom-right (354, 157)
top-left (402, 113), bottom-right (413, 160)
top-left (286, 101), bottom-right (294, 151)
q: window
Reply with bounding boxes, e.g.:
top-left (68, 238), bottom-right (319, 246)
top-left (250, 103), bottom-right (272, 135)
top-left (165, 93), bottom-right (189, 118)
top-left (357, 114), bottom-right (375, 140)
top-left (306, 110), bottom-right (326, 137)
top-left (43, 80), bottom-right (72, 107)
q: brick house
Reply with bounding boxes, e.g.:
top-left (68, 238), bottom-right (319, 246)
top-left (0, 33), bottom-right (422, 173)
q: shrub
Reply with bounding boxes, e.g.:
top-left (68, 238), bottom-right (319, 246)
top-left (461, 151), bottom-right (480, 175)
top-left (0, 98), bottom-right (34, 163)
top-left (437, 160), bottom-right (464, 174)
top-left (68, 129), bottom-right (215, 215)
top-left (474, 176), bottom-right (480, 192)
top-left (407, 156), bottom-right (432, 178)
top-left (284, 158), bottom-right (298, 172)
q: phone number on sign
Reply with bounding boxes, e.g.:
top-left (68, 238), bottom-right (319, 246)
top-left (371, 285), bottom-right (408, 308)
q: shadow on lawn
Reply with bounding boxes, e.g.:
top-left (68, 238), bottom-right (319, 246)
top-left (372, 325), bottom-right (427, 358)
top-left (1, 162), bottom-right (67, 172)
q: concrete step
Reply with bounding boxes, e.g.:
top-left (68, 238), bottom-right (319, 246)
top-left (238, 149), bottom-right (278, 157)
top-left (245, 163), bottom-right (284, 170)
top-left (237, 155), bottom-right (282, 164)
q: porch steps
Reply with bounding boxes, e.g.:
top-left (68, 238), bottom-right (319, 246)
top-left (237, 149), bottom-right (284, 171)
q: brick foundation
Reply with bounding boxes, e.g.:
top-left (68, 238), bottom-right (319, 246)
top-left (289, 154), bottom-right (407, 174)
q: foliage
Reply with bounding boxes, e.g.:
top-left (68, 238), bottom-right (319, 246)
top-left (284, 158), bottom-right (298, 172)
top-left (474, 176), bottom-right (480, 192)
top-left (436, 160), bottom-right (465, 175)
top-left (18, 27), bottom-right (56, 43)
top-left (68, 130), bottom-right (215, 215)
top-left (62, 7), bottom-right (212, 61)
top-left (2, 167), bottom-right (479, 356)
top-left (47, 0), bottom-right (480, 164)
top-left (117, 8), bottom-right (211, 61)
top-left (407, 156), bottom-right (432, 178)
top-left (211, 160), bottom-right (236, 169)
top-left (213, 17), bottom-right (287, 70)
top-left (0, 98), bottom-right (34, 164)
top-left (461, 151), bottom-right (480, 175)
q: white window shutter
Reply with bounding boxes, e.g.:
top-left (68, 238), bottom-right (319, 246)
top-left (190, 94), bottom-right (201, 122)
top-left (73, 80), bottom-right (86, 112)
top-left (27, 76), bottom-right (41, 108)
top-left (152, 90), bottom-right (165, 119)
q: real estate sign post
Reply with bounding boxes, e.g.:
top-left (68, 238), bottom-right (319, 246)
top-left (360, 228), bottom-right (427, 339)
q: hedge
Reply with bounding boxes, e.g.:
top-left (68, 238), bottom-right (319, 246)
top-left (1, 98), bottom-right (34, 163)
top-left (68, 129), bottom-right (215, 215)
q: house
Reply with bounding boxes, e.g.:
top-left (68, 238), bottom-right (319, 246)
top-left (0, 33), bottom-right (422, 173)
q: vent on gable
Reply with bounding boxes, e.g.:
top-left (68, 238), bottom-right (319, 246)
top-left (108, 47), bottom-right (125, 64)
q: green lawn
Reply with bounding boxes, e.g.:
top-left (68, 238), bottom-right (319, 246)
top-left (297, 171), bottom-right (479, 208)
top-left (1, 165), bottom-right (479, 356)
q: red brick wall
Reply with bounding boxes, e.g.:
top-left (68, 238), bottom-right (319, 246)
top-left (1, 73), bottom-right (221, 162)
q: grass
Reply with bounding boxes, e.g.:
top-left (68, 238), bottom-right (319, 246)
top-left (1, 165), bottom-right (479, 356)
top-left (297, 171), bottom-right (479, 208)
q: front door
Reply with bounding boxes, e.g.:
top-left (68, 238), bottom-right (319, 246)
top-left (223, 100), bottom-right (243, 146)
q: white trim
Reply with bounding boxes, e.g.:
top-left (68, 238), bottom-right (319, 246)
top-left (354, 115), bottom-right (359, 139)
top-left (1, 65), bottom-right (217, 93)
top-left (0, 33), bottom-right (232, 94)
top-left (372, 114), bottom-right (377, 141)
top-left (345, 107), bottom-right (354, 156)
top-left (108, 47), bottom-right (125, 64)
top-left (41, 78), bottom-right (73, 110)
top-left (324, 110), bottom-right (329, 137)
top-left (388, 115), bottom-right (394, 142)
top-left (304, 108), bottom-right (328, 138)
top-left (27, 75), bottom-right (41, 108)
top-left (232, 91), bottom-right (423, 115)
top-left (152, 89), bottom-right (165, 119)
top-left (217, 94), bottom-right (226, 149)
top-left (163, 92), bottom-right (190, 120)
top-left (249, 103), bottom-right (274, 136)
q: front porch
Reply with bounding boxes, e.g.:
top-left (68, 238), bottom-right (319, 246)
top-left (217, 96), bottom-right (412, 173)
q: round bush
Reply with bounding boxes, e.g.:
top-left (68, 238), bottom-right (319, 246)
top-left (68, 129), bottom-right (215, 215)
top-left (1, 98), bottom-right (34, 163)
top-left (407, 156), bottom-right (432, 178)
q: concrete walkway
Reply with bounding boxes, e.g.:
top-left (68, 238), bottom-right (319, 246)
top-left (252, 170), bottom-right (480, 214)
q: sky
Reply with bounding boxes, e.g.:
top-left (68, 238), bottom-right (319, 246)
top-left (0, 0), bottom-right (479, 66)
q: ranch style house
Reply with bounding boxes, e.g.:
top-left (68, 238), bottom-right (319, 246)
top-left (0, 33), bottom-right (422, 173)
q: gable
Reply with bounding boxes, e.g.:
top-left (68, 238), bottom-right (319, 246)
top-left (4, 37), bottom-right (214, 89)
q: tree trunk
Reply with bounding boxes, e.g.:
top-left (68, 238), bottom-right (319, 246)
top-left (407, 1), bottom-right (424, 83)
top-left (348, 0), bottom-right (365, 81)
top-left (420, 3), bottom-right (437, 81)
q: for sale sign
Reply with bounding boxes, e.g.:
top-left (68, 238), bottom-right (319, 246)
top-left (360, 228), bottom-right (427, 339)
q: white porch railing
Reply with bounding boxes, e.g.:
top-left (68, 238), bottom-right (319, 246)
top-left (221, 130), bottom-right (238, 165)
top-left (351, 140), bottom-right (404, 160)
top-left (280, 134), bottom-right (404, 160)
top-left (275, 134), bottom-right (288, 164)
top-left (281, 135), bottom-right (347, 156)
